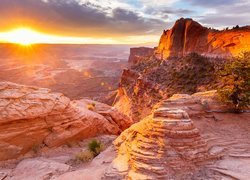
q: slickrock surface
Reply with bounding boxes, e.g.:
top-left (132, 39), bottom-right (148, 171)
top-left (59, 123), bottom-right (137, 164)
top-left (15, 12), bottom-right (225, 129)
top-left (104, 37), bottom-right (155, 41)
top-left (155, 18), bottom-right (250, 59)
top-left (0, 82), bottom-right (132, 161)
top-left (8, 158), bottom-right (70, 180)
top-left (104, 107), bottom-right (216, 179)
top-left (155, 90), bottom-right (233, 117)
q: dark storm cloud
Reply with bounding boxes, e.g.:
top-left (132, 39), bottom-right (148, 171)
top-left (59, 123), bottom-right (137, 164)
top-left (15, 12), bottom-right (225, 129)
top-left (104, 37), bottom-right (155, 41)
top-left (0, 0), bottom-right (165, 36)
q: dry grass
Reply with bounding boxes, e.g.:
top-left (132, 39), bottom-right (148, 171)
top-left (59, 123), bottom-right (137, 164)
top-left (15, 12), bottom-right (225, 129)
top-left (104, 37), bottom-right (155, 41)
top-left (75, 150), bottom-right (94, 162)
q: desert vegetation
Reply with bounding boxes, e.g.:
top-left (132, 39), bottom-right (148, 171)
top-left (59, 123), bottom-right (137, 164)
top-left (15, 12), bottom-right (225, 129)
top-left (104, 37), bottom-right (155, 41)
top-left (73, 139), bottom-right (104, 164)
top-left (87, 102), bottom-right (96, 111)
top-left (218, 52), bottom-right (250, 110)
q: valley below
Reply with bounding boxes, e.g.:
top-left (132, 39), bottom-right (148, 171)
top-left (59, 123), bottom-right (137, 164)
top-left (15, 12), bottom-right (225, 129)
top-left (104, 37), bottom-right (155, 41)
top-left (0, 44), bottom-right (130, 104)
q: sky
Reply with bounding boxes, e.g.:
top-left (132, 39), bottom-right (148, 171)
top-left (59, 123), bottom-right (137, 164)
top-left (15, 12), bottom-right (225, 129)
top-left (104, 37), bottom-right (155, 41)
top-left (0, 0), bottom-right (249, 44)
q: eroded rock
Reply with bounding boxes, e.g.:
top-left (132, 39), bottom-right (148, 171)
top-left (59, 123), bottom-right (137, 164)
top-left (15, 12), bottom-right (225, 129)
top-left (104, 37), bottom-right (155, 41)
top-left (155, 18), bottom-right (250, 59)
top-left (104, 107), bottom-right (217, 179)
top-left (0, 82), bottom-right (133, 161)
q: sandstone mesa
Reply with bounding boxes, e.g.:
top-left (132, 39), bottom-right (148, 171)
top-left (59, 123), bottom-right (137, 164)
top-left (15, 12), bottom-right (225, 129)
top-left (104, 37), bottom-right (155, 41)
top-left (155, 18), bottom-right (250, 59)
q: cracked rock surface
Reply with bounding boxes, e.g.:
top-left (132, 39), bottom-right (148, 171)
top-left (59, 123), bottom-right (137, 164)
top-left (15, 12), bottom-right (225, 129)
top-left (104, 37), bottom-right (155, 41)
top-left (0, 82), bottom-right (133, 161)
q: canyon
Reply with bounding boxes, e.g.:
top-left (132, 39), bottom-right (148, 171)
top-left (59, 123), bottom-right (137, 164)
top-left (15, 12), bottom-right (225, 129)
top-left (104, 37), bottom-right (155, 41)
top-left (0, 18), bottom-right (249, 179)
top-left (0, 44), bottom-right (130, 104)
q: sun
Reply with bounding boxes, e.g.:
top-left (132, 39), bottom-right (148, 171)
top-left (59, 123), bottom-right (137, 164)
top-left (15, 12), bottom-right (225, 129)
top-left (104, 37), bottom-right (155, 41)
top-left (0, 28), bottom-right (46, 46)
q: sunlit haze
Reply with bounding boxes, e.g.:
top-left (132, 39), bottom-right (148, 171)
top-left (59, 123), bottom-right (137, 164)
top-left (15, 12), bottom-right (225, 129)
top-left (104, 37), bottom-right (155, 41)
top-left (0, 27), bottom-right (160, 45)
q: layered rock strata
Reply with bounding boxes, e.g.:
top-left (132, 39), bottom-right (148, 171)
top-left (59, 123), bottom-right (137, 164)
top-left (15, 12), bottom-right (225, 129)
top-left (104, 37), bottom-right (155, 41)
top-left (0, 82), bottom-right (132, 160)
top-left (155, 18), bottom-right (250, 59)
top-left (104, 107), bottom-right (215, 179)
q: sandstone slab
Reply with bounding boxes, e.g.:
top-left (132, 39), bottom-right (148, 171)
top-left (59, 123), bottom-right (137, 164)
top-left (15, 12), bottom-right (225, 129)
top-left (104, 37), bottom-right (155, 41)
top-left (0, 82), bottom-right (133, 160)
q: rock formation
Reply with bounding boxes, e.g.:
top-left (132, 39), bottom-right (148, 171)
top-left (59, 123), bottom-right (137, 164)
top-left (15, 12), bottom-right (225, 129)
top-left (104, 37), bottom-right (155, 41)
top-left (114, 68), bottom-right (162, 121)
top-left (154, 90), bottom-right (233, 117)
top-left (155, 18), bottom-right (250, 59)
top-left (0, 82), bottom-right (133, 161)
top-left (128, 47), bottom-right (154, 64)
top-left (104, 107), bottom-right (216, 179)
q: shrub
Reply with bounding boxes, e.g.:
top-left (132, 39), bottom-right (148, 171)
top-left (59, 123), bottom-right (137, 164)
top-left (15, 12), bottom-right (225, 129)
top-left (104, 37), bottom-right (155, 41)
top-left (75, 150), bottom-right (94, 162)
top-left (88, 139), bottom-right (103, 157)
top-left (87, 103), bottom-right (95, 111)
top-left (71, 139), bottom-right (104, 164)
top-left (217, 52), bottom-right (250, 110)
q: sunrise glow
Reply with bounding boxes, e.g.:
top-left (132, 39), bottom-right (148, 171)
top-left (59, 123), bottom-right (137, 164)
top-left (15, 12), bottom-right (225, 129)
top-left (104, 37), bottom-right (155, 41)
top-left (0, 28), bottom-right (48, 45)
top-left (0, 27), bottom-right (158, 45)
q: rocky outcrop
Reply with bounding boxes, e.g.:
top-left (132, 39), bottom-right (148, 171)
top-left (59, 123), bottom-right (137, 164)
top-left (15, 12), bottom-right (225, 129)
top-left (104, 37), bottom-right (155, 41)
top-left (154, 90), bottom-right (234, 117)
top-left (155, 18), bottom-right (250, 59)
top-left (0, 82), bottom-right (133, 161)
top-left (128, 47), bottom-right (154, 64)
top-left (114, 69), bottom-right (162, 121)
top-left (104, 107), bottom-right (217, 179)
top-left (115, 66), bottom-right (236, 121)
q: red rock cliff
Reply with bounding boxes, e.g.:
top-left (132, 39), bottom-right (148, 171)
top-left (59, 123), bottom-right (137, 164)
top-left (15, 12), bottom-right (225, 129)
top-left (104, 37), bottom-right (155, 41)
top-left (155, 18), bottom-right (250, 59)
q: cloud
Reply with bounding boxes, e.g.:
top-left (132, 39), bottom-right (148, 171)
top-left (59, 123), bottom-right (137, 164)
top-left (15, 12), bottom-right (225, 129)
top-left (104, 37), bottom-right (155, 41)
top-left (188, 0), bottom-right (238, 7)
top-left (0, 0), bottom-right (166, 37)
top-left (0, 0), bottom-right (249, 40)
top-left (195, 0), bottom-right (250, 28)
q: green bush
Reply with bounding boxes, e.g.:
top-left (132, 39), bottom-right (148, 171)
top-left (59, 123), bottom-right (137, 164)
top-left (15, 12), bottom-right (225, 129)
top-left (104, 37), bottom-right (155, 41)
top-left (88, 139), bottom-right (103, 157)
top-left (217, 52), bottom-right (250, 110)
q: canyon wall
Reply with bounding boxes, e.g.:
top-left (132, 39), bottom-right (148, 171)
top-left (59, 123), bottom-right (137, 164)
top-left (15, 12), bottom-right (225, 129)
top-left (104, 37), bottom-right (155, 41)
top-left (114, 18), bottom-right (250, 120)
top-left (155, 18), bottom-right (250, 59)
